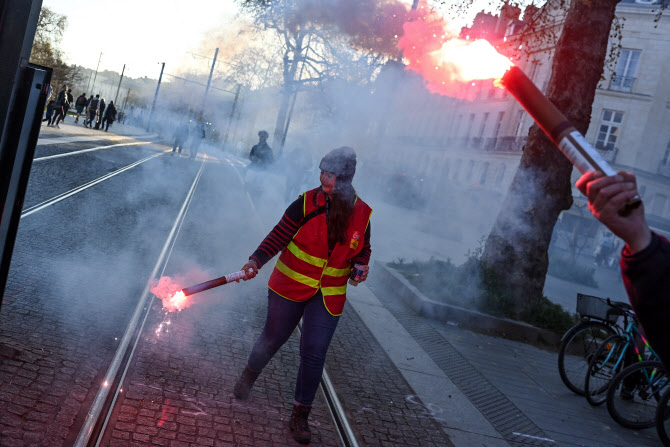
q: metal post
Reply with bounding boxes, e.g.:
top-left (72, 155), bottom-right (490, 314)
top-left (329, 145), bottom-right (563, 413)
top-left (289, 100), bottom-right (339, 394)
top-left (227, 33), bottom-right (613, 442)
top-left (201, 48), bottom-right (219, 117)
top-left (90, 52), bottom-right (102, 94)
top-left (148, 62), bottom-right (164, 131)
top-left (114, 64), bottom-right (125, 104)
top-left (223, 84), bottom-right (241, 145)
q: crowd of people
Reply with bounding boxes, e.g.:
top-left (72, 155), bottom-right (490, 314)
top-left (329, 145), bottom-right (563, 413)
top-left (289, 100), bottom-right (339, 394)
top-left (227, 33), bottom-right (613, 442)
top-left (43, 84), bottom-right (119, 132)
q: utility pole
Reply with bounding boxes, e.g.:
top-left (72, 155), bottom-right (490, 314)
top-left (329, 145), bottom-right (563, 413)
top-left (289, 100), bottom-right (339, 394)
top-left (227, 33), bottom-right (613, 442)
top-left (148, 62), bottom-right (165, 131)
top-left (90, 52), bottom-right (103, 94)
top-left (224, 84), bottom-right (242, 146)
top-left (200, 48), bottom-right (219, 119)
top-left (114, 64), bottom-right (125, 104)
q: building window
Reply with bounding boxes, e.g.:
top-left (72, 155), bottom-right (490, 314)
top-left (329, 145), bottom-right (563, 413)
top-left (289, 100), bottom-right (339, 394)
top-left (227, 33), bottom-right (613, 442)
top-left (610, 49), bottom-right (640, 92)
top-left (479, 162), bottom-right (490, 185)
top-left (466, 160), bottom-right (475, 180)
top-left (492, 111), bottom-right (505, 140)
top-left (662, 141), bottom-right (670, 166)
top-left (495, 164), bottom-right (506, 186)
top-left (464, 113), bottom-right (475, 141)
top-left (515, 110), bottom-right (525, 136)
top-left (595, 109), bottom-right (623, 151)
top-left (478, 112), bottom-right (489, 138)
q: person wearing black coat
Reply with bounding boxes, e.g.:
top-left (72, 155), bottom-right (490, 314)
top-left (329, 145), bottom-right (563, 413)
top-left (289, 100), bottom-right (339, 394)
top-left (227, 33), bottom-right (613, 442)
top-left (95, 98), bottom-right (106, 130)
top-left (102, 101), bottom-right (117, 132)
top-left (52, 85), bottom-right (69, 128)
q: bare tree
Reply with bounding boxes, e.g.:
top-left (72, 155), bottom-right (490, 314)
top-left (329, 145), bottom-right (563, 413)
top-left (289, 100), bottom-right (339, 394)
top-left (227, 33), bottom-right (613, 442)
top-left (237, 0), bottom-right (391, 153)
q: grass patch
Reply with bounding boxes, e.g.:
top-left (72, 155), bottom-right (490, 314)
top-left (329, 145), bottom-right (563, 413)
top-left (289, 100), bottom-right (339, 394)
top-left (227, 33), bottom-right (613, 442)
top-left (389, 254), bottom-right (577, 334)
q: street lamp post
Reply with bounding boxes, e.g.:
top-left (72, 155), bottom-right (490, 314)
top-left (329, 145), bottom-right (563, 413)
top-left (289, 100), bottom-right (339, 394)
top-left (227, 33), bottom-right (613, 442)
top-left (148, 62), bottom-right (165, 131)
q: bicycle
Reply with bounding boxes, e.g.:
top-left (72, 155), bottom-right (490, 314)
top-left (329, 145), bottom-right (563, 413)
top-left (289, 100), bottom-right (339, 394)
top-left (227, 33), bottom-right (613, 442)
top-left (584, 301), bottom-right (659, 406)
top-left (558, 293), bottom-right (629, 395)
top-left (656, 387), bottom-right (670, 446)
top-left (606, 360), bottom-right (668, 429)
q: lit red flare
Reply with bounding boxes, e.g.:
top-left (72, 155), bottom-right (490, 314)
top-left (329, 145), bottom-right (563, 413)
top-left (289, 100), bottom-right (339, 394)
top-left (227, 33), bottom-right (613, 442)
top-left (150, 276), bottom-right (191, 312)
top-left (397, 10), bottom-right (512, 97)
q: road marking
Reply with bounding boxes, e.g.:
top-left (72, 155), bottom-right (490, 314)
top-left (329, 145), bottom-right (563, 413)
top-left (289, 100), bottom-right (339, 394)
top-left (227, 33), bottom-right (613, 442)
top-left (512, 432), bottom-right (555, 443)
top-left (34, 141), bottom-right (152, 161)
top-left (38, 135), bottom-right (126, 145)
top-left (21, 153), bottom-right (164, 218)
top-left (74, 156), bottom-right (208, 447)
top-left (37, 134), bottom-right (150, 145)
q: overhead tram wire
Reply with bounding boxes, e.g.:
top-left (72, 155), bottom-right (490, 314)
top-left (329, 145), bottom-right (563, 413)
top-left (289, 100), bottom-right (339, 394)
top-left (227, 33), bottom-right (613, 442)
top-left (163, 72), bottom-right (237, 95)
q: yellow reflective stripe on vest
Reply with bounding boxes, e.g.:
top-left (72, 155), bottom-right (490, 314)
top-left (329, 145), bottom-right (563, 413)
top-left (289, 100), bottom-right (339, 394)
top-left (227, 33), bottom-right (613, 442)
top-left (323, 266), bottom-right (350, 277)
top-left (322, 285), bottom-right (347, 296)
top-left (276, 259), bottom-right (320, 288)
top-left (287, 241), bottom-right (326, 268)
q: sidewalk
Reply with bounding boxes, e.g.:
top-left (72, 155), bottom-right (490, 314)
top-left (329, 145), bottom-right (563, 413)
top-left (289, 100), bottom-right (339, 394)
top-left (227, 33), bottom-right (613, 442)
top-left (351, 197), bottom-right (660, 446)
top-left (37, 119), bottom-right (157, 145)
top-left (353, 275), bottom-right (659, 446)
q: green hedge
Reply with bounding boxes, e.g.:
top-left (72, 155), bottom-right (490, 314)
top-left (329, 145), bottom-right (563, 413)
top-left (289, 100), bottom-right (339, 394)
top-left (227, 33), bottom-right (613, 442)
top-left (389, 255), bottom-right (576, 334)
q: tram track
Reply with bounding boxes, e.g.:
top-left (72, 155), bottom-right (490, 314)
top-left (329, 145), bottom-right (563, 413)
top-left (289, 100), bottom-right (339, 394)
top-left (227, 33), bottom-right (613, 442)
top-left (21, 151), bottom-right (166, 218)
top-left (17, 133), bottom-right (359, 445)
top-left (73, 156), bottom-right (209, 447)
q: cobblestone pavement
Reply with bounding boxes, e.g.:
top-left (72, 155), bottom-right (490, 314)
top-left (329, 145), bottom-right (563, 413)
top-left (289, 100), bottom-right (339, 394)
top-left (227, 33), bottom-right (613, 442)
top-left (1, 127), bottom-right (201, 446)
top-left (2, 123), bottom-right (655, 447)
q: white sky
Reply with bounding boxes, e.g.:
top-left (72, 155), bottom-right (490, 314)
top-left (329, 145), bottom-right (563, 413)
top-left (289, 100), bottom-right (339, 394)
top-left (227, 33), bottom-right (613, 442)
top-left (42, 0), bottom-right (504, 80)
top-left (42, 0), bottom-right (240, 79)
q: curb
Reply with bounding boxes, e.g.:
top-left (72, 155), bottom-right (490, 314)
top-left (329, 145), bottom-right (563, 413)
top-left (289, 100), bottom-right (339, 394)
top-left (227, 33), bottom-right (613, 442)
top-left (373, 260), bottom-right (562, 350)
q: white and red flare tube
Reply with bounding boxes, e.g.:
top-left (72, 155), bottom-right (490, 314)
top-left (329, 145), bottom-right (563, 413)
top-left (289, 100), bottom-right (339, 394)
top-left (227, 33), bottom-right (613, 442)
top-left (500, 66), bottom-right (641, 216)
top-left (182, 270), bottom-right (247, 296)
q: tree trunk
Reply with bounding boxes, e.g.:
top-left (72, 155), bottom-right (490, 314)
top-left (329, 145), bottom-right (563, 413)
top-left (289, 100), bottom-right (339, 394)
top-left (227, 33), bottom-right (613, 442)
top-left (481, 0), bottom-right (620, 315)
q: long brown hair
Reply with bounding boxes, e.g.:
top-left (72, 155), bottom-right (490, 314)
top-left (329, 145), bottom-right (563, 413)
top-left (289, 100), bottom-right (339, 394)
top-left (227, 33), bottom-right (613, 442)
top-left (327, 182), bottom-right (356, 248)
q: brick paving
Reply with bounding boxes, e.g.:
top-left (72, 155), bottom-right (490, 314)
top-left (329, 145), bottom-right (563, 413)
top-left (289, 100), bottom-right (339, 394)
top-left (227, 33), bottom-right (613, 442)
top-left (6, 125), bottom-right (651, 447)
top-left (0, 134), bottom-right (200, 446)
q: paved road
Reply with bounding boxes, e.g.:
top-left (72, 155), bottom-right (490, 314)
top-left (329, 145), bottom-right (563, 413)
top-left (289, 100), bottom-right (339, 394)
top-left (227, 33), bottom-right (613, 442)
top-left (0, 121), bottom-right (661, 446)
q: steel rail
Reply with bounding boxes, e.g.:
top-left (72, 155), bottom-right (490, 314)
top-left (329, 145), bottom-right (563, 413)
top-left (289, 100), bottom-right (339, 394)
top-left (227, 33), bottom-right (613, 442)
top-left (21, 152), bottom-right (164, 217)
top-left (74, 156), bottom-right (208, 447)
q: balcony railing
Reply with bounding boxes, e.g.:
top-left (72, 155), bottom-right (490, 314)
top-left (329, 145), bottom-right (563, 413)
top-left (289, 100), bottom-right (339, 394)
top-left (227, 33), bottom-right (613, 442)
top-left (595, 146), bottom-right (618, 163)
top-left (608, 75), bottom-right (636, 93)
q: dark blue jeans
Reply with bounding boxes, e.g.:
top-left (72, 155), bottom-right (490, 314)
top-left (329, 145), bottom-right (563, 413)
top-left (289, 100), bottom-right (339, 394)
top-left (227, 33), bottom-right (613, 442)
top-left (247, 288), bottom-right (340, 406)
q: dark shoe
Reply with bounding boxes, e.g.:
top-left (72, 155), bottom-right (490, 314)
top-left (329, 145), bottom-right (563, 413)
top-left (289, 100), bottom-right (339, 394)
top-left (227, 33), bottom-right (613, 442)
top-left (289, 404), bottom-right (312, 444)
top-left (233, 366), bottom-right (261, 400)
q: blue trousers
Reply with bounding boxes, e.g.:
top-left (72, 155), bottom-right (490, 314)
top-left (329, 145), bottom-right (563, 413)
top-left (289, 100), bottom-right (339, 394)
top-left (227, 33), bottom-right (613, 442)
top-left (247, 288), bottom-right (340, 406)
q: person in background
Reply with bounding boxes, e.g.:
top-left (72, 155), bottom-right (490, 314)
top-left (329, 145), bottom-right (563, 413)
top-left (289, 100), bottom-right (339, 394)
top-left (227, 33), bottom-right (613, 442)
top-left (248, 130), bottom-right (274, 168)
top-left (74, 93), bottom-right (87, 123)
top-left (95, 97), bottom-right (106, 130)
top-left (577, 170), bottom-right (669, 368)
top-left (233, 147), bottom-right (372, 444)
top-left (85, 94), bottom-right (100, 128)
top-left (43, 100), bottom-right (56, 126)
top-left (51, 84), bottom-right (68, 129)
top-left (172, 121), bottom-right (190, 156)
top-left (189, 119), bottom-right (206, 160)
top-left (102, 101), bottom-right (117, 132)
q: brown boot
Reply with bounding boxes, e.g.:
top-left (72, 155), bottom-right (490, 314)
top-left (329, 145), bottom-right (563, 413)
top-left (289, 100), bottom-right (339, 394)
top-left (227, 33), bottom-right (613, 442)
top-left (233, 366), bottom-right (261, 400)
top-left (289, 403), bottom-right (312, 444)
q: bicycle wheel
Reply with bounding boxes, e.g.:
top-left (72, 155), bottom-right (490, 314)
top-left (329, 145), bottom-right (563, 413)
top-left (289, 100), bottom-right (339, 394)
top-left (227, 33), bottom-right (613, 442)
top-left (558, 321), bottom-right (617, 395)
top-left (585, 334), bottom-right (627, 406)
top-left (607, 360), bottom-right (668, 429)
top-left (656, 387), bottom-right (670, 446)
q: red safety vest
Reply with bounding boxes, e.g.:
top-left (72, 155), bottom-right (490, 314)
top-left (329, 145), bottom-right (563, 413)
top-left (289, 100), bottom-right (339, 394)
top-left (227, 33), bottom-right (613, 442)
top-left (268, 188), bottom-right (372, 316)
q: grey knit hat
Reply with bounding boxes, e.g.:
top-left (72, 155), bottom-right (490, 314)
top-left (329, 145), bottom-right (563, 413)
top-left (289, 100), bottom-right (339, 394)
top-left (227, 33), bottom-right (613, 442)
top-left (319, 146), bottom-right (356, 184)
